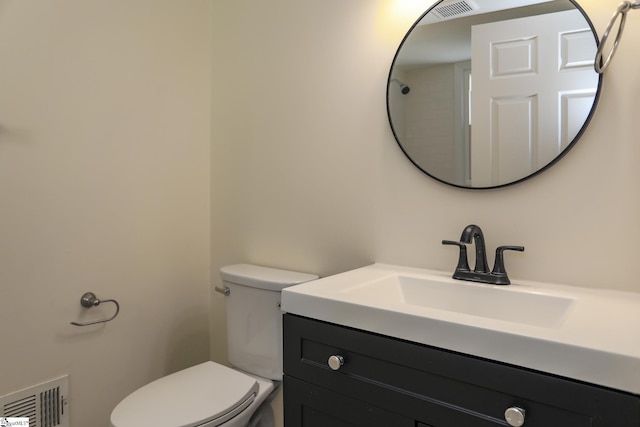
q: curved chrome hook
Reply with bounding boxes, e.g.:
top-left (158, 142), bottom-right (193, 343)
top-left (70, 292), bottom-right (120, 326)
top-left (595, 1), bottom-right (640, 73)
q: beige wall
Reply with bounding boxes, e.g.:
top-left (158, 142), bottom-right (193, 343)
top-left (405, 63), bottom-right (457, 183)
top-left (211, 0), bottom-right (640, 424)
top-left (0, 1), bottom-right (212, 426)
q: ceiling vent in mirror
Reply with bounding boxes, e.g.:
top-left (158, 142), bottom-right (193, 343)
top-left (433, 0), bottom-right (478, 19)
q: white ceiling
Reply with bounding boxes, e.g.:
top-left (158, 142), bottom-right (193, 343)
top-left (420, 0), bottom-right (556, 25)
top-left (395, 0), bottom-right (579, 69)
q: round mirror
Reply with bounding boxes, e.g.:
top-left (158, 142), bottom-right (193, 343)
top-left (387, 0), bottom-right (602, 189)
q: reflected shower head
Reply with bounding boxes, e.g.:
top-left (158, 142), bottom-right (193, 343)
top-left (391, 78), bottom-right (410, 95)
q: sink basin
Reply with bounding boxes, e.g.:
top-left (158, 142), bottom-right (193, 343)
top-left (340, 275), bottom-right (574, 328)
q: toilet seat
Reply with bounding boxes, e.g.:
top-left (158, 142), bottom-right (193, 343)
top-left (110, 361), bottom-right (259, 427)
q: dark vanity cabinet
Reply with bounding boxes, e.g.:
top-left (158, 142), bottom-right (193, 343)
top-left (283, 314), bottom-right (640, 427)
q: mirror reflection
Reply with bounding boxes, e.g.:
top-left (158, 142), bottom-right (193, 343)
top-left (387, 0), bottom-right (601, 189)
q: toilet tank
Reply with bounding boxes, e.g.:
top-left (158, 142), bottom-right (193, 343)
top-left (220, 264), bottom-right (318, 381)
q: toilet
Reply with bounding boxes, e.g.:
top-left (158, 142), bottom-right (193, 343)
top-left (110, 264), bottom-right (318, 427)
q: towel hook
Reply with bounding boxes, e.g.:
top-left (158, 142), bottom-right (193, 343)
top-left (595, 1), bottom-right (640, 73)
top-left (70, 292), bottom-right (120, 326)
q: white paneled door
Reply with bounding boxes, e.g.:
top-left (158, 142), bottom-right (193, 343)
top-left (470, 9), bottom-right (597, 187)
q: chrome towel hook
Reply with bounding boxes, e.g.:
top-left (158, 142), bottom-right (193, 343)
top-left (70, 292), bottom-right (120, 326)
top-left (595, 1), bottom-right (640, 73)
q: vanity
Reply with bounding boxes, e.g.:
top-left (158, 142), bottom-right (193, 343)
top-left (281, 264), bottom-right (640, 426)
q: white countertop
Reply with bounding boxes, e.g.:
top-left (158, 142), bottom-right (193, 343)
top-left (281, 263), bottom-right (640, 394)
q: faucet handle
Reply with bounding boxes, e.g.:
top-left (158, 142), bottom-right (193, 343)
top-left (442, 240), bottom-right (471, 273)
top-left (491, 246), bottom-right (525, 285)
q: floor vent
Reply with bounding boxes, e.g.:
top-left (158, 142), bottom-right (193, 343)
top-left (433, 0), bottom-right (478, 19)
top-left (0, 375), bottom-right (69, 427)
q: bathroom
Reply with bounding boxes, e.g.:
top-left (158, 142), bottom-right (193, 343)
top-left (0, 0), bottom-right (638, 425)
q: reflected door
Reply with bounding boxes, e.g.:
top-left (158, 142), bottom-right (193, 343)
top-left (470, 9), bottom-right (597, 187)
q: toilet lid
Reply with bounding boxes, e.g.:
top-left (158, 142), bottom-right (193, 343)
top-left (111, 361), bottom-right (258, 427)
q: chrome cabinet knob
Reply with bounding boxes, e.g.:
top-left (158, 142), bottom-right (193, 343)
top-left (327, 355), bottom-right (344, 371)
top-left (504, 406), bottom-right (526, 427)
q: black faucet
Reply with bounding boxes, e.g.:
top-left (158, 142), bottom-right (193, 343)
top-left (442, 224), bottom-right (524, 285)
top-left (460, 224), bottom-right (489, 273)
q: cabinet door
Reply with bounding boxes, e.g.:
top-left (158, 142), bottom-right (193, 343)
top-left (284, 376), bottom-right (413, 427)
top-left (284, 314), bottom-right (640, 427)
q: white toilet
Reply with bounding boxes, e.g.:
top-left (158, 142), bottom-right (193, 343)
top-left (110, 264), bottom-right (318, 427)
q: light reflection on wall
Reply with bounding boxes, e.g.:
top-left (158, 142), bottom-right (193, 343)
top-left (375, 0), bottom-right (436, 44)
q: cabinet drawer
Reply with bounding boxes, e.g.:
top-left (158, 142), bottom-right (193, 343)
top-left (284, 314), bottom-right (640, 427)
